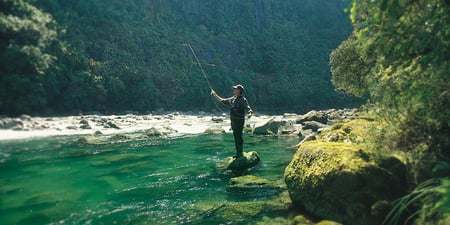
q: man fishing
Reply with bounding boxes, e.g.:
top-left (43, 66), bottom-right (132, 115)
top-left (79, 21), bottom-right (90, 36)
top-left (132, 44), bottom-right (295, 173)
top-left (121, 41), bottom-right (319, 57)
top-left (211, 85), bottom-right (253, 158)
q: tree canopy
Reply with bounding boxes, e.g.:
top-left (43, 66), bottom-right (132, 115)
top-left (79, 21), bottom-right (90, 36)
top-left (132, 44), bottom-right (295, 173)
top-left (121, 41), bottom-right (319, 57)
top-left (0, 0), bottom-right (359, 116)
top-left (330, 1), bottom-right (449, 223)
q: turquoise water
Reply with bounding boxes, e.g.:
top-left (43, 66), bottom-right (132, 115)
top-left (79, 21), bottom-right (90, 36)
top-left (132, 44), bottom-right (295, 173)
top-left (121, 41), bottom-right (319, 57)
top-left (0, 133), bottom-right (299, 225)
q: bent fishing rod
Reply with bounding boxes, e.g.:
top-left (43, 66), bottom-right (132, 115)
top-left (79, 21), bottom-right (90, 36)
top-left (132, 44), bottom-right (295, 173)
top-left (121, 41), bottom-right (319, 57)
top-left (183, 43), bottom-right (226, 113)
top-left (183, 43), bottom-right (214, 90)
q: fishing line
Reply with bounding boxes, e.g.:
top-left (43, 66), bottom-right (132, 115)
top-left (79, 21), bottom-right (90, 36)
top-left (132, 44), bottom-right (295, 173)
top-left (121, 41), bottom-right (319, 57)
top-left (183, 43), bottom-right (214, 90)
top-left (183, 43), bottom-right (227, 114)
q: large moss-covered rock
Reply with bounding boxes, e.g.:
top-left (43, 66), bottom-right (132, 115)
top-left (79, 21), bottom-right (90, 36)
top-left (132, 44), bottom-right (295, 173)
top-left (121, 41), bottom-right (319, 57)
top-left (284, 119), bottom-right (407, 225)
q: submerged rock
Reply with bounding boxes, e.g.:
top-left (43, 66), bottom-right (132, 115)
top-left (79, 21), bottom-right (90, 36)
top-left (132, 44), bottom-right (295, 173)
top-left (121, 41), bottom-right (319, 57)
top-left (141, 127), bottom-right (163, 137)
top-left (227, 175), bottom-right (284, 197)
top-left (204, 126), bottom-right (226, 134)
top-left (109, 134), bottom-right (130, 141)
top-left (215, 151), bottom-right (260, 174)
top-left (75, 136), bottom-right (102, 145)
top-left (186, 190), bottom-right (295, 224)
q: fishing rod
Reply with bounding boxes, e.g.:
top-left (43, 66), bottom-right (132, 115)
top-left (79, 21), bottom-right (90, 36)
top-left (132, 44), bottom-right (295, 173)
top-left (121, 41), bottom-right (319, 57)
top-left (183, 43), bottom-right (214, 90)
top-left (183, 43), bottom-right (226, 114)
top-left (183, 43), bottom-right (255, 123)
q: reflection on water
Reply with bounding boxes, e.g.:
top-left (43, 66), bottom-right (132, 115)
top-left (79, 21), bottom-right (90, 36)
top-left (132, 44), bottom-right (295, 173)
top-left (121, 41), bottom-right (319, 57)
top-left (0, 134), bottom-right (299, 225)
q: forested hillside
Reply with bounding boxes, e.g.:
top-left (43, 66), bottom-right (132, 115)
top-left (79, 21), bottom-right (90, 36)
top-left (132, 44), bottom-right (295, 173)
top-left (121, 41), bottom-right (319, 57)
top-left (0, 0), bottom-right (358, 116)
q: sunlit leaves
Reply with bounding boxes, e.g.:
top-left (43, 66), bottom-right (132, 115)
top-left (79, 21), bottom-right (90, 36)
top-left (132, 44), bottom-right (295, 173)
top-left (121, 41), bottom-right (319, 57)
top-left (329, 36), bottom-right (370, 98)
top-left (0, 0), bottom-right (60, 114)
top-left (341, 1), bottom-right (450, 205)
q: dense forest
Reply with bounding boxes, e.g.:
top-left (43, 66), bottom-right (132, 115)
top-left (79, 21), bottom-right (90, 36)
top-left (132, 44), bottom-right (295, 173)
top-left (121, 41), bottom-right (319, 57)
top-left (330, 0), bottom-right (449, 224)
top-left (0, 0), bottom-right (359, 116)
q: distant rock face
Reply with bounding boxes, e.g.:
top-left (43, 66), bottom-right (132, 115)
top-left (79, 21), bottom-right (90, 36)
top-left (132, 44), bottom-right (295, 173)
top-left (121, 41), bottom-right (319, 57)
top-left (215, 151), bottom-right (261, 174)
top-left (284, 119), bottom-right (408, 225)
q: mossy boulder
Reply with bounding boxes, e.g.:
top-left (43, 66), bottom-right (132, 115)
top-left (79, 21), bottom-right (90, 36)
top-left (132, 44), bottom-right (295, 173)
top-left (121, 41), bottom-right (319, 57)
top-left (284, 119), bottom-right (407, 225)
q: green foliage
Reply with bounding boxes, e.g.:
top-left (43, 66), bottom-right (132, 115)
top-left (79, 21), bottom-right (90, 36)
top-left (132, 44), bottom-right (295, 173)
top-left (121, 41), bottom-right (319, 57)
top-left (0, 0), bottom-right (359, 115)
top-left (329, 36), bottom-right (371, 97)
top-left (0, 0), bottom-right (100, 115)
top-left (340, 0), bottom-right (450, 169)
top-left (0, 0), bottom-right (56, 114)
top-left (385, 177), bottom-right (450, 225)
top-left (333, 0), bottom-right (450, 223)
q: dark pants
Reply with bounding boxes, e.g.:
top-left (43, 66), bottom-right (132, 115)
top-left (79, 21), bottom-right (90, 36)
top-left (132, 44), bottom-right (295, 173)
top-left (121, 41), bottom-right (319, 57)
top-left (231, 117), bottom-right (245, 157)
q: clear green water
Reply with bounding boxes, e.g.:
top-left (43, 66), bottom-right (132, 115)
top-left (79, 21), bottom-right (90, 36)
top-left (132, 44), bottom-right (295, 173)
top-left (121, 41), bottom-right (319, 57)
top-left (0, 133), bottom-right (299, 225)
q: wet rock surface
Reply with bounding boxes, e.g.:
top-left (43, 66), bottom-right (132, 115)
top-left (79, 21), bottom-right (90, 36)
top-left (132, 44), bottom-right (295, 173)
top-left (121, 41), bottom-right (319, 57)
top-left (215, 151), bottom-right (261, 174)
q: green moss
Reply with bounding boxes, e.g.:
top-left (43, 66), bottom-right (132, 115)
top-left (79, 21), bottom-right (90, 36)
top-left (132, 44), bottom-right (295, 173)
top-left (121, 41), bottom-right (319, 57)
top-left (319, 119), bottom-right (376, 144)
top-left (286, 140), bottom-right (375, 183)
top-left (285, 118), bottom-right (408, 225)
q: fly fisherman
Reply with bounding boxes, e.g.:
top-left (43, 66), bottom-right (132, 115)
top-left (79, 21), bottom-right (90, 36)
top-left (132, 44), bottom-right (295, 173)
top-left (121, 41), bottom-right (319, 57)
top-left (211, 84), bottom-right (253, 158)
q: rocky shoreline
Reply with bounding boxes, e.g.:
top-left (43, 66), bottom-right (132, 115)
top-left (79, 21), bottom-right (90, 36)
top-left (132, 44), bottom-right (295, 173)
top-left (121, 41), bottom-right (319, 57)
top-left (0, 109), bottom-right (359, 141)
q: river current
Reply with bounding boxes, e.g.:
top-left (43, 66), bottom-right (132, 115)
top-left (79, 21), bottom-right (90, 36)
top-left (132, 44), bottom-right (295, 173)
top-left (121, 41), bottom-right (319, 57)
top-left (0, 133), bottom-right (299, 224)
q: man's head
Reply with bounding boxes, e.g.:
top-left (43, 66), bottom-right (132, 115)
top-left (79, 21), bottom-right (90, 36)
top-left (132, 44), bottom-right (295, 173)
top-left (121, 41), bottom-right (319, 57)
top-left (233, 84), bottom-right (244, 95)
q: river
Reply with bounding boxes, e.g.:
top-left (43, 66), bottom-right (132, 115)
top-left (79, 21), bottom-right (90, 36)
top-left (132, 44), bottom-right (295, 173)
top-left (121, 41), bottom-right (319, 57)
top-left (0, 133), bottom-right (300, 225)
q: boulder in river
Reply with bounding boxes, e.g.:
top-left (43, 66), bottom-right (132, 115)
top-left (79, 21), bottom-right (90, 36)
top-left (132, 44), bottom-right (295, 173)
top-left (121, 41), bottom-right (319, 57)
top-left (215, 151), bottom-right (260, 174)
top-left (79, 119), bottom-right (91, 129)
top-left (296, 110), bottom-right (329, 124)
top-left (301, 121), bottom-right (328, 132)
top-left (284, 119), bottom-right (408, 225)
top-left (0, 118), bottom-right (24, 130)
top-left (253, 118), bottom-right (296, 135)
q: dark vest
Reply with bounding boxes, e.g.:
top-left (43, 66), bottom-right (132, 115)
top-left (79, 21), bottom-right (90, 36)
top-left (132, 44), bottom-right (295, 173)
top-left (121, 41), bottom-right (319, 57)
top-left (230, 96), bottom-right (245, 119)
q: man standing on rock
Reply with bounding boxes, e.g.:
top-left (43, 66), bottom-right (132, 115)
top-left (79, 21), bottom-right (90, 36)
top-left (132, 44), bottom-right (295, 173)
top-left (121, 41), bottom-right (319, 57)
top-left (211, 84), bottom-right (253, 158)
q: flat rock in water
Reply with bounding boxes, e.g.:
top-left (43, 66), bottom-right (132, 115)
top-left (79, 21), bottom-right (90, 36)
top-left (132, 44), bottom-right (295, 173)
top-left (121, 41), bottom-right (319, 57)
top-left (227, 175), bottom-right (284, 197)
top-left (215, 151), bottom-right (260, 174)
